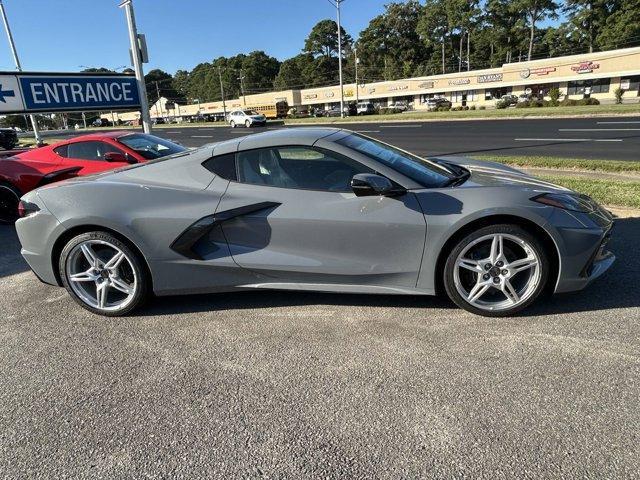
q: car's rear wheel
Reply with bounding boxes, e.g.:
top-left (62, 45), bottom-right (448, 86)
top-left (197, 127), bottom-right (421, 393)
top-left (230, 120), bottom-right (236, 128)
top-left (0, 182), bottom-right (21, 224)
top-left (59, 232), bottom-right (149, 316)
top-left (444, 224), bottom-right (549, 317)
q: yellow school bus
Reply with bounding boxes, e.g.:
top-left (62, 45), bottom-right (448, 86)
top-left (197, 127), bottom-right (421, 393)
top-left (246, 101), bottom-right (288, 119)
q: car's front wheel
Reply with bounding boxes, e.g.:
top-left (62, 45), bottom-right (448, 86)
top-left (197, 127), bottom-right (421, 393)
top-left (230, 120), bottom-right (236, 128)
top-left (59, 231), bottom-right (149, 316)
top-left (245, 120), bottom-right (251, 128)
top-left (444, 224), bottom-right (549, 317)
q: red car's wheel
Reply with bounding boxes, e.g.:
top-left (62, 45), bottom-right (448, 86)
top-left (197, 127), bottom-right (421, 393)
top-left (0, 181), bottom-right (21, 224)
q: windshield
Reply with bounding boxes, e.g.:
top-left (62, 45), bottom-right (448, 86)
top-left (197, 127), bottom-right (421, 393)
top-left (244, 110), bottom-right (259, 115)
top-left (117, 133), bottom-right (186, 160)
top-left (337, 133), bottom-right (454, 188)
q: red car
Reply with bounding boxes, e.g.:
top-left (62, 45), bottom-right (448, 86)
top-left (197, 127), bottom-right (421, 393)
top-left (0, 131), bottom-right (186, 222)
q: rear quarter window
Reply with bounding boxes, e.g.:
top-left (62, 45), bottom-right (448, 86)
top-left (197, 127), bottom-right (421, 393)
top-left (202, 153), bottom-right (237, 181)
top-left (53, 145), bottom-right (68, 157)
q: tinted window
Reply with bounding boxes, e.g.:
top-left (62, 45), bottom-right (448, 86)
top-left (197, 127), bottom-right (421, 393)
top-left (337, 134), bottom-right (453, 188)
top-left (66, 141), bottom-right (125, 161)
top-left (203, 153), bottom-right (237, 181)
top-left (53, 145), bottom-right (68, 157)
top-left (237, 146), bottom-right (373, 191)
top-left (117, 133), bottom-right (186, 160)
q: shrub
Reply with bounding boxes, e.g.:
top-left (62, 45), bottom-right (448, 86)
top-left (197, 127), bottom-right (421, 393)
top-left (479, 106), bottom-right (486, 110)
top-left (561, 98), bottom-right (579, 106)
top-left (495, 100), bottom-right (509, 109)
top-left (548, 87), bottom-right (561, 106)
top-left (614, 88), bottom-right (625, 104)
top-left (515, 101), bottom-right (530, 108)
top-left (462, 106), bottom-right (469, 110)
top-left (470, 105), bottom-right (476, 110)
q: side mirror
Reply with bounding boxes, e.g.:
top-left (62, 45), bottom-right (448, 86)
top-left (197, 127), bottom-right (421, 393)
top-left (351, 173), bottom-right (405, 197)
top-left (104, 151), bottom-right (131, 163)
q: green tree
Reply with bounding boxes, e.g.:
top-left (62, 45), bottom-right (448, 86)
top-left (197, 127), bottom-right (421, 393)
top-left (510, 0), bottom-right (560, 60)
top-left (563, 0), bottom-right (621, 53)
top-left (274, 54), bottom-right (315, 90)
top-left (304, 19), bottom-right (352, 58)
top-left (597, 0), bottom-right (640, 50)
top-left (418, 0), bottom-right (450, 74)
top-left (144, 69), bottom-right (185, 105)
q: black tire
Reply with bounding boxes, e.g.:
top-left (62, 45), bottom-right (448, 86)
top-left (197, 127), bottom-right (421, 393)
top-left (0, 181), bottom-right (21, 224)
top-left (59, 231), bottom-right (149, 316)
top-left (245, 120), bottom-right (251, 128)
top-left (443, 224), bottom-right (550, 317)
top-left (230, 120), bottom-right (236, 128)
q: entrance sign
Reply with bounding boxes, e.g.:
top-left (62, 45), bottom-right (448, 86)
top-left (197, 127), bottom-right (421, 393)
top-left (0, 72), bottom-right (141, 114)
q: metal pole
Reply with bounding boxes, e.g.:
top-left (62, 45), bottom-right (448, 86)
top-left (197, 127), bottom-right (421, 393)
top-left (218, 66), bottom-right (227, 118)
top-left (82, 111), bottom-right (87, 129)
top-left (155, 81), bottom-right (163, 119)
top-left (354, 46), bottom-right (359, 104)
top-left (0, 0), bottom-right (42, 145)
top-left (238, 73), bottom-right (246, 106)
top-left (119, 0), bottom-right (151, 133)
top-left (336, 0), bottom-right (345, 117)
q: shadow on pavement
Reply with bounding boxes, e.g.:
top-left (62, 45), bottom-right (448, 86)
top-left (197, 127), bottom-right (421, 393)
top-left (0, 224), bottom-right (28, 278)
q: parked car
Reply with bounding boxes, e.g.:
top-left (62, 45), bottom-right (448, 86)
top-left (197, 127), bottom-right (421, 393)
top-left (92, 118), bottom-right (112, 127)
top-left (517, 94), bottom-right (531, 103)
top-left (357, 102), bottom-right (376, 115)
top-left (0, 131), bottom-right (186, 222)
top-left (388, 101), bottom-right (409, 111)
top-left (317, 107), bottom-right (342, 118)
top-left (426, 97), bottom-right (452, 111)
top-left (499, 94), bottom-right (518, 106)
top-left (228, 110), bottom-right (267, 128)
top-left (0, 128), bottom-right (18, 150)
top-left (15, 128), bottom-right (614, 318)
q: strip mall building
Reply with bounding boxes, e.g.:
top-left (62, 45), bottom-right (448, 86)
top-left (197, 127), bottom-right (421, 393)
top-left (105, 47), bottom-right (640, 123)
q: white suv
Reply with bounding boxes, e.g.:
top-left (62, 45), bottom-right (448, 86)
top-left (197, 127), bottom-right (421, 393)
top-left (227, 110), bottom-right (267, 128)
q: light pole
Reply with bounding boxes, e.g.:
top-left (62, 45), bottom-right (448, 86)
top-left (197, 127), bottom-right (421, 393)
top-left (238, 73), bottom-right (246, 106)
top-left (0, 0), bottom-right (42, 145)
top-left (327, 0), bottom-right (346, 117)
top-left (354, 46), bottom-right (359, 104)
top-left (218, 66), bottom-right (227, 119)
top-left (119, 0), bottom-right (152, 133)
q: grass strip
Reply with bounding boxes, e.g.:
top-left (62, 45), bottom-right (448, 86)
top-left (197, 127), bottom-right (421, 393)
top-left (535, 175), bottom-right (640, 209)
top-left (473, 155), bottom-right (640, 174)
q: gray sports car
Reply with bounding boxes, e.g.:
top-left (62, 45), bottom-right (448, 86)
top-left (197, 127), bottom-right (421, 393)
top-left (15, 128), bottom-right (614, 317)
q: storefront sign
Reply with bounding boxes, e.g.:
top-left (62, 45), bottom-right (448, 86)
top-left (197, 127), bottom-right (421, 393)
top-left (0, 72), bottom-right (140, 114)
top-left (571, 61), bottom-right (600, 74)
top-left (303, 93), bottom-right (317, 100)
top-left (477, 73), bottom-right (503, 83)
top-left (620, 79), bottom-right (631, 90)
top-left (388, 85), bottom-right (408, 92)
top-left (324, 92), bottom-right (335, 98)
top-left (368, 87), bottom-right (376, 94)
top-left (344, 89), bottom-right (354, 97)
top-left (418, 81), bottom-right (435, 89)
top-left (520, 66), bottom-right (556, 79)
top-left (448, 78), bottom-right (470, 86)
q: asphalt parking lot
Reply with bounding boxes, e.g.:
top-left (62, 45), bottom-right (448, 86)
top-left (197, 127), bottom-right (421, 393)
top-left (1, 215), bottom-right (639, 477)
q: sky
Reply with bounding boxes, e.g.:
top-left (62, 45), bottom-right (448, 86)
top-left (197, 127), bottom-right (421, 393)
top-left (0, 0), bottom-right (391, 74)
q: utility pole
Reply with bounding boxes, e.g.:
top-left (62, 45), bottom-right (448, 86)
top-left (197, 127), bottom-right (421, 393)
top-left (218, 66), bottom-right (227, 118)
top-left (119, 0), bottom-right (151, 133)
top-left (354, 46), bottom-right (359, 104)
top-left (82, 111), bottom-right (87, 129)
top-left (155, 81), bottom-right (163, 119)
top-left (0, 0), bottom-right (42, 145)
top-left (238, 72), bottom-right (246, 106)
top-left (335, 0), bottom-right (345, 117)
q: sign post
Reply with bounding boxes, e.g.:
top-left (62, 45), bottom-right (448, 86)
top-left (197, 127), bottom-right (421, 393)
top-left (119, 0), bottom-right (151, 133)
top-left (0, 0), bottom-right (42, 144)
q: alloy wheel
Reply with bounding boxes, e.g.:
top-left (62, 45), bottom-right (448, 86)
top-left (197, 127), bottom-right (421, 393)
top-left (453, 233), bottom-right (541, 312)
top-left (65, 240), bottom-right (138, 312)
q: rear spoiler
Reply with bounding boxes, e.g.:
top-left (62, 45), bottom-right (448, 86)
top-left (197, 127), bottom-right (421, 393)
top-left (35, 167), bottom-right (82, 188)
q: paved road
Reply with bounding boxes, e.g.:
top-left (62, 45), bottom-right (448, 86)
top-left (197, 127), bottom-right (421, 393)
top-left (35, 116), bottom-right (640, 160)
top-left (1, 217), bottom-right (639, 477)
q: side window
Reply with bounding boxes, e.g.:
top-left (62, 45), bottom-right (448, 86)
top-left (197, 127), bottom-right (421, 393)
top-left (237, 146), bottom-right (373, 191)
top-left (66, 141), bottom-right (124, 161)
top-left (53, 145), bottom-right (68, 158)
top-left (202, 153), bottom-right (237, 181)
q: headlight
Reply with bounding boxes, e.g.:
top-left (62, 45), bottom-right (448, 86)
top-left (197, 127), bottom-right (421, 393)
top-left (531, 193), bottom-right (596, 213)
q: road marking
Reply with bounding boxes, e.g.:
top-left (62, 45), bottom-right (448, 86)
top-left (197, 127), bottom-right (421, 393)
top-left (198, 128), bottom-right (220, 130)
top-left (597, 121), bottom-right (640, 124)
top-left (379, 124), bottom-right (422, 128)
top-left (354, 130), bottom-right (381, 133)
top-left (164, 131), bottom-right (181, 134)
top-left (190, 135), bottom-right (212, 138)
top-left (559, 128), bottom-right (640, 131)
top-left (514, 138), bottom-right (623, 142)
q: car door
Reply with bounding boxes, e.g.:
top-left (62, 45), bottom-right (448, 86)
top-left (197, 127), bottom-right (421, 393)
top-left (59, 140), bottom-right (130, 175)
top-left (215, 145), bottom-right (427, 289)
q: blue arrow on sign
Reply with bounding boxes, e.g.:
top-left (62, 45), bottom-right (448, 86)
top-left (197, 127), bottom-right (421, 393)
top-left (0, 84), bottom-right (16, 103)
